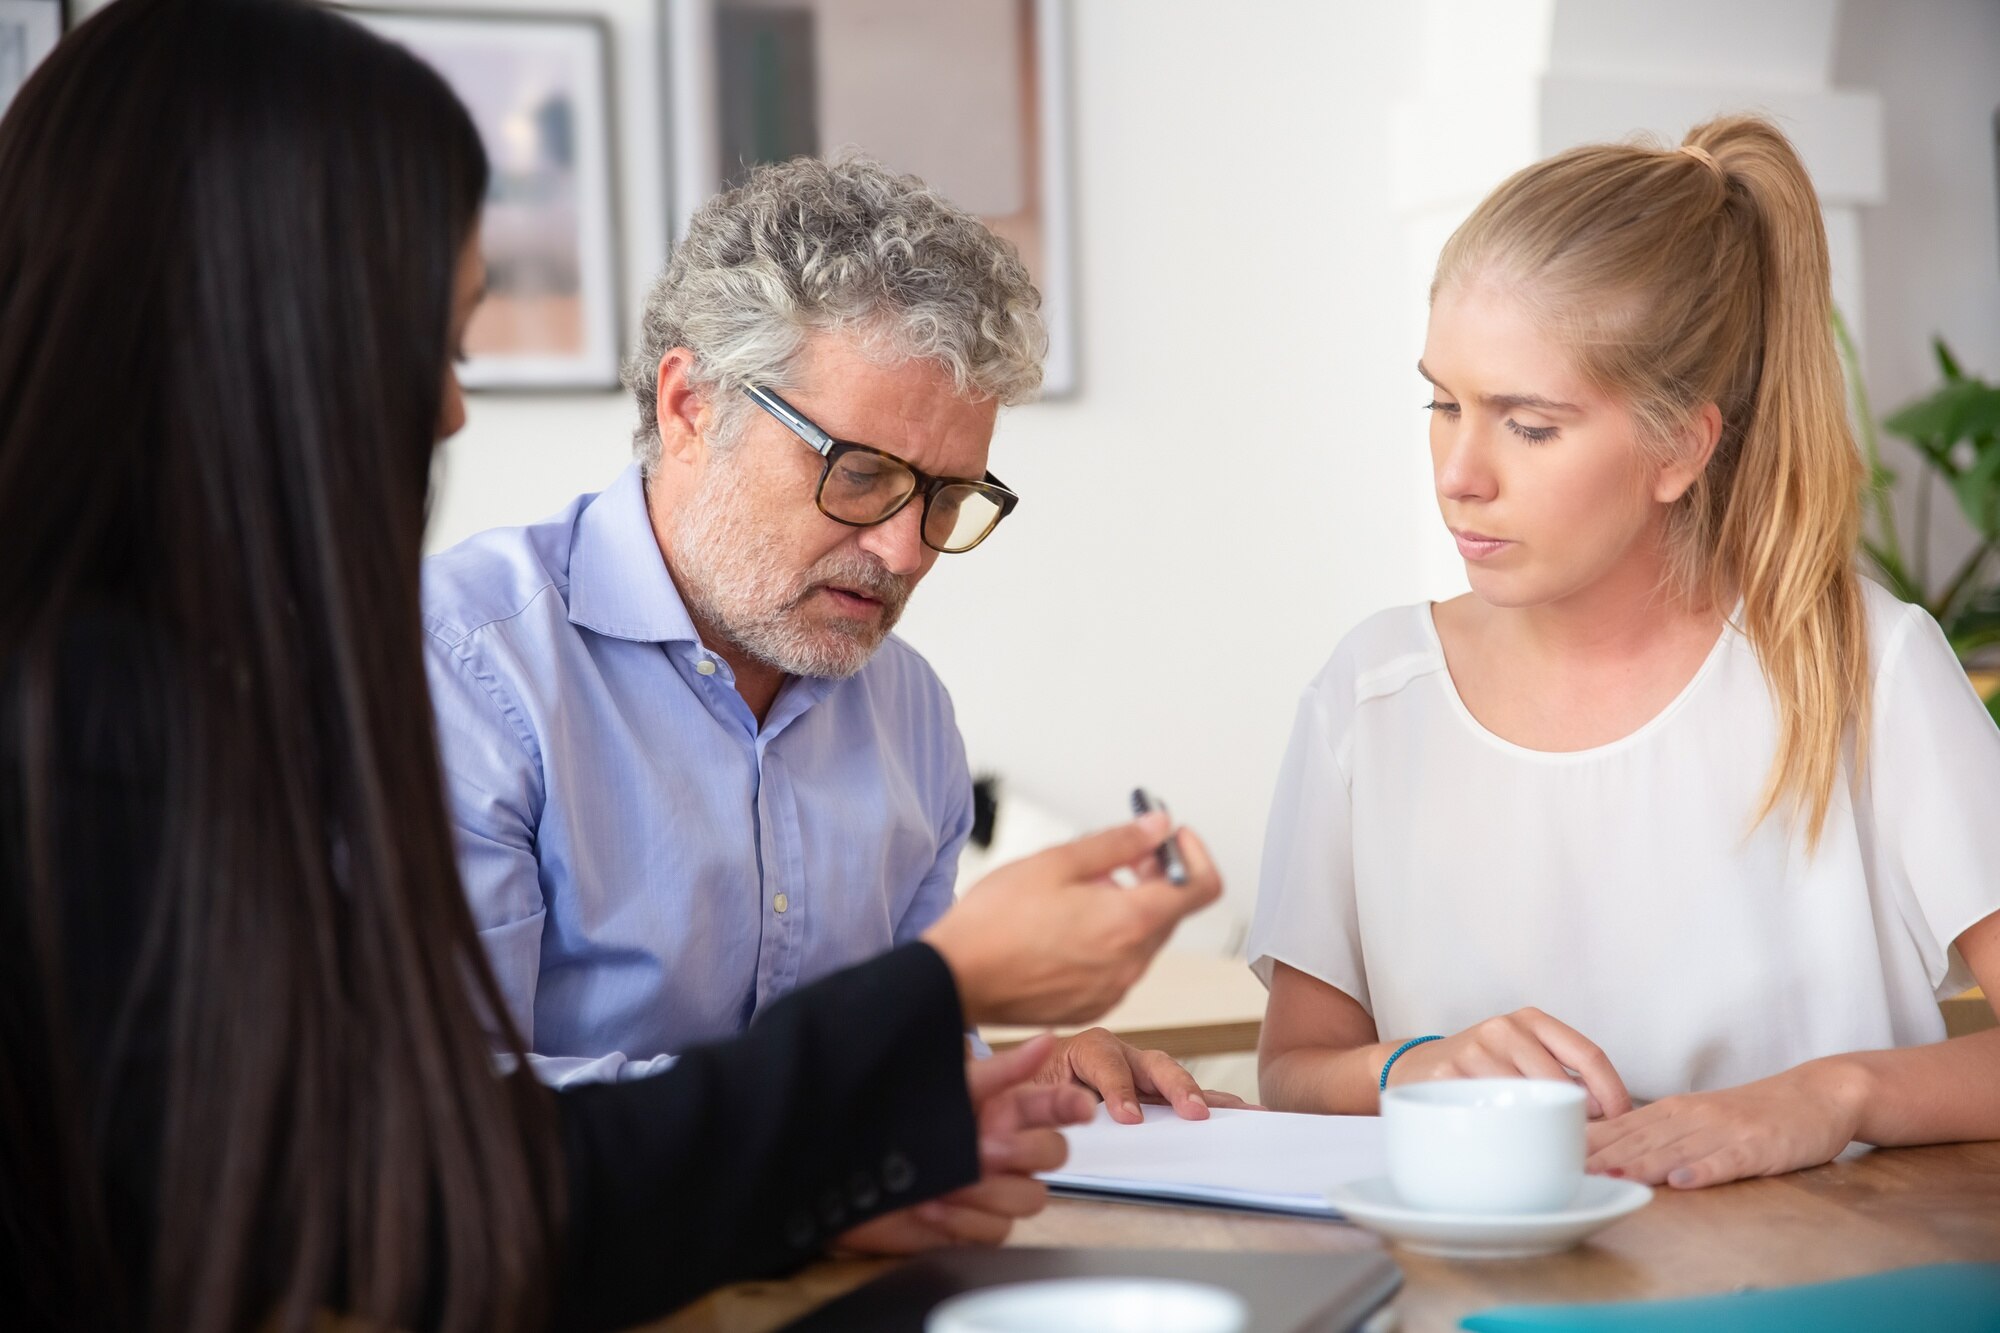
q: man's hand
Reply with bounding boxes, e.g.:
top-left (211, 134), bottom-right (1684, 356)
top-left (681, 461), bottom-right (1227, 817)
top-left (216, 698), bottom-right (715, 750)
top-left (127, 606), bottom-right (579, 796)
top-left (923, 813), bottom-right (1222, 1027)
top-left (835, 1035), bottom-right (1095, 1255)
top-left (1042, 1027), bottom-right (1258, 1123)
top-left (1585, 1060), bottom-right (1868, 1189)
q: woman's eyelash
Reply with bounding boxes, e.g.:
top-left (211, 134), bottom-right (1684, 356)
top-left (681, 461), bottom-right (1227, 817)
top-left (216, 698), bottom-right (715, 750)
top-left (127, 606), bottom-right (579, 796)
top-left (1426, 399), bottom-right (1558, 444)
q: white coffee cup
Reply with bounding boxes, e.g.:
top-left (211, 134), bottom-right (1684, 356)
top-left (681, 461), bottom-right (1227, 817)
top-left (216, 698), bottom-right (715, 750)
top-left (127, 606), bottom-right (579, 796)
top-left (1380, 1078), bottom-right (1586, 1214)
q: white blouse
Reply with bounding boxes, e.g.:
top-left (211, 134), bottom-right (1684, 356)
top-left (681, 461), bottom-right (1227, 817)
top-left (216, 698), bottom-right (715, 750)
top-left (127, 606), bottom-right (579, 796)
top-left (1247, 580), bottom-right (2000, 1101)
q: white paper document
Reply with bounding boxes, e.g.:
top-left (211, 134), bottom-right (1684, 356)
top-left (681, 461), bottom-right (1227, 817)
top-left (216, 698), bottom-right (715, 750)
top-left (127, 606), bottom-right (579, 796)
top-left (1040, 1104), bottom-right (1385, 1219)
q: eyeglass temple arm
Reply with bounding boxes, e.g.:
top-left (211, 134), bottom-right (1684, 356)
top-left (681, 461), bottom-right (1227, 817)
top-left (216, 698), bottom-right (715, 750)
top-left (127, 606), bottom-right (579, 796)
top-left (743, 386), bottom-right (836, 456)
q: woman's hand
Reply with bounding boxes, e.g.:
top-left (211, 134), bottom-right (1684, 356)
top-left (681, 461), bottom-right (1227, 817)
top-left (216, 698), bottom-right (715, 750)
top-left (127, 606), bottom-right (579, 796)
top-left (835, 1035), bottom-right (1096, 1254)
top-left (922, 814), bottom-right (1221, 1027)
top-left (1388, 1008), bottom-right (1633, 1121)
top-left (1042, 1027), bottom-right (1258, 1124)
top-left (1586, 1060), bottom-right (1870, 1189)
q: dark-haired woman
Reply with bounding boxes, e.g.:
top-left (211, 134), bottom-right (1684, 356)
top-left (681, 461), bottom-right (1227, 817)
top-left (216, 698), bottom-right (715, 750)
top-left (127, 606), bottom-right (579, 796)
top-left (0, 2), bottom-right (1219, 1329)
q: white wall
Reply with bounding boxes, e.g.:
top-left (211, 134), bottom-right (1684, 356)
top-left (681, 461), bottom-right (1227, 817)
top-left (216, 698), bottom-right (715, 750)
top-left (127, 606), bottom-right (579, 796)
top-left (1836, 0), bottom-right (2000, 582)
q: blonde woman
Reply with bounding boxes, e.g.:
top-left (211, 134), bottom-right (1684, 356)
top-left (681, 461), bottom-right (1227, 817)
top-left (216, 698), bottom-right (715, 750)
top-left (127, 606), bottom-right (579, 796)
top-left (1251, 115), bottom-right (2000, 1190)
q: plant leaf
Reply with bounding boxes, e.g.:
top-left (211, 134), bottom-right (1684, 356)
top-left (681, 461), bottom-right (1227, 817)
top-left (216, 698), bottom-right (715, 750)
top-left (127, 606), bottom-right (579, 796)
top-left (1884, 381), bottom-right (1996, 458)
top-left (1949, 443), bottom-right (2000, 539)
top-left (1935, 337), bottom-right (1965, 382)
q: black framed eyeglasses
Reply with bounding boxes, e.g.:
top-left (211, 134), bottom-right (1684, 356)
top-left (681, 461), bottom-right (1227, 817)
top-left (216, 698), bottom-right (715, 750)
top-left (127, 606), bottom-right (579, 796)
top-left (743, 385), bottom-right (1019, 554)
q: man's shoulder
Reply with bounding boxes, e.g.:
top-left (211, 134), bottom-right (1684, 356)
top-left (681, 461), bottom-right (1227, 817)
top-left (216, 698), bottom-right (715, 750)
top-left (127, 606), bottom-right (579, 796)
top-left (421, 496), bottom-right (594, 650)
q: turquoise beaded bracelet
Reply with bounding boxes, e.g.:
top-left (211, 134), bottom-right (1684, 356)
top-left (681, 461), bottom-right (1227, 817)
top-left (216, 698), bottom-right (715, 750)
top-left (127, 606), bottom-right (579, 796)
top-left (1378, 1035), bottom-right (1443, 1091)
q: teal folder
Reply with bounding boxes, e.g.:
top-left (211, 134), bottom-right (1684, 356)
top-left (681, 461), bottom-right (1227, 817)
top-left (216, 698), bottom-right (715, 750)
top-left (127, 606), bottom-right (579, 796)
top-left (1461, 1263), bottom-right (2000, 1332)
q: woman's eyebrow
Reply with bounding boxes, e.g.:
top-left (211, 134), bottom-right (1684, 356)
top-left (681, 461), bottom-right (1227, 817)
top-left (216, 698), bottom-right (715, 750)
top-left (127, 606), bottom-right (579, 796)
top-left (1416, 359), bottom-right (1578, 414)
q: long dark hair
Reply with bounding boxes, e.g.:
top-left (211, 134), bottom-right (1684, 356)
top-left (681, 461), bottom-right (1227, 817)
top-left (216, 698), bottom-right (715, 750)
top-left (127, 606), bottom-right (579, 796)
top-left (0, 1), bottom-right (558, 1328)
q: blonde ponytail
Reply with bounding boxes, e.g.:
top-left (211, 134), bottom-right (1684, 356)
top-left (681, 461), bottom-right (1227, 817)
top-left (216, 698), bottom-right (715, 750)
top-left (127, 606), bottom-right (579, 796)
top-left (1687, 118), bottom-right (1869, 849)
top-left (1434, 115), bottom-right (1869, 848)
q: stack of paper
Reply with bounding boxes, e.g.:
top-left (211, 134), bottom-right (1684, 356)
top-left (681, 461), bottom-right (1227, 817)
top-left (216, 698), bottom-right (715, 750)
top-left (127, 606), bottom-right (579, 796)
top-left (1041, 1104), bottom-right (1385, 1219)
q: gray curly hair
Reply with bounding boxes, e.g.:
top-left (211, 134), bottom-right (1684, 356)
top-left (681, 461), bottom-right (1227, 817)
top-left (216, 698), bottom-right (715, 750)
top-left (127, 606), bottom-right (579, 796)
top-left (623, 156), bottom-right (1048, 472)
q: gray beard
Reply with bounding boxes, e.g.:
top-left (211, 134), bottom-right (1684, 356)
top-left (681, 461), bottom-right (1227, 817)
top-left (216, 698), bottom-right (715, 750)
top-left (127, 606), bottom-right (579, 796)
top-left (669, 466), bottom-right (912, 679)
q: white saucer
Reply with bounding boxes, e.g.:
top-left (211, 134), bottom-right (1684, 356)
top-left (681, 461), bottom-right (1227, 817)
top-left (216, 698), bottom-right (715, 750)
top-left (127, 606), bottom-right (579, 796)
top-left (1325, 1175), bottom-right (1653, 1259)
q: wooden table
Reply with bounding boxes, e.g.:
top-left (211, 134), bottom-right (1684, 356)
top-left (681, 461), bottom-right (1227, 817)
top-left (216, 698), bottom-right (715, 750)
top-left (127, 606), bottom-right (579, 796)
top-left (645, 1139), bottom-right (2000, 1332)
top-left (980, 951), bottom-right (1269, 1061)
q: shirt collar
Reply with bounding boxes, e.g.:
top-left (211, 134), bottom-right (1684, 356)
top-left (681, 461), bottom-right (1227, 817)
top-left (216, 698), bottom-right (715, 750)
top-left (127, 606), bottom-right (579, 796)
top-left (567, 463), bottom-right (703, 645)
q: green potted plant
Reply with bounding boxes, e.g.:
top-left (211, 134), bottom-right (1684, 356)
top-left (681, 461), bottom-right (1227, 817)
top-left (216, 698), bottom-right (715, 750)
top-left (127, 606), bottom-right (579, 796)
top-left (1835, 316), bottom-right (2000, 725)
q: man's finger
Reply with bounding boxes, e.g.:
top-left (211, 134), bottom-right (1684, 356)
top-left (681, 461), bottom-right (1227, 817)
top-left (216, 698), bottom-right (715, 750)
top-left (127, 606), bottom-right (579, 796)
top-left (1043, 813), bottom-right (1173, 882)
top-left (1199, 1090), bottom-right (1260, 1110)
top-left (1133, 1048), bottom-right (1209, 1121)
top-left (1120, 827), bottom-right (1223, 922)
top-left (966, 1033), bottom-right (1057, 1107)
top-left (1068, 1036), bottom-right (1144, 1123)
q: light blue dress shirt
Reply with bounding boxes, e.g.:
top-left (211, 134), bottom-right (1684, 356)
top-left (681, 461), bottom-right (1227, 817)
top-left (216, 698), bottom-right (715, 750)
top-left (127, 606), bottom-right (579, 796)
top-left (421, 464), bottom-right (974, 1085)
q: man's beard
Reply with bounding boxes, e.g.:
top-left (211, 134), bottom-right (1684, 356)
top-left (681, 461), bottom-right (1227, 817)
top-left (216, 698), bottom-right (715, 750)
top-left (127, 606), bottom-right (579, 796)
top-left (670, 462), bottom-right (913, 679)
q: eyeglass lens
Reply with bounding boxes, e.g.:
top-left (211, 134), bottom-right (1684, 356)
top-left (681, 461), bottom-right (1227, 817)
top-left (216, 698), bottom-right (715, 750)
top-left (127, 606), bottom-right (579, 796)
top-left (818, 452), bottom-right (1004, 553)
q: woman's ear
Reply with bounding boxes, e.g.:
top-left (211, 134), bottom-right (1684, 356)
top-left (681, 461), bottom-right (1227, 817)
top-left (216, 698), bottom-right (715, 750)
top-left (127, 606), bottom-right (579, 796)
top-left (654, 348), bottom-right (709, 470)
top-left (1653, 402), bottom-right (1723, 504)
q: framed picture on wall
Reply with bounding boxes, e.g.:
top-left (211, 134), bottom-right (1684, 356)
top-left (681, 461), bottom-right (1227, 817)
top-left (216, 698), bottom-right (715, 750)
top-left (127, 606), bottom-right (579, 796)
top-left (354, 7), bottom-right (622, 390)
top-left (0, 0), bottom-right (65, 120)
top-left (662, 0), bottom-right (1079, 397)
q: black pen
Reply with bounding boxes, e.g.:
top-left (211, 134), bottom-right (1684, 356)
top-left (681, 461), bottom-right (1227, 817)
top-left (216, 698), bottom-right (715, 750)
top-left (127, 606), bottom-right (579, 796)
top-left (1129, 787), bottom-right (1189, 886)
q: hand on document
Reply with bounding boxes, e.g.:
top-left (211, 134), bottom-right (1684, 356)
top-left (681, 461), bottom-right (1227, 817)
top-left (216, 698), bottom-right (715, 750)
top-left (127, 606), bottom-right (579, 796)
top-left (1039, 1026), bottom-right (1259, 1124)
top-left (923, 811), bottom-right (1221, 1026)
top-left (836, 1034), bottom-right (1095, 1254)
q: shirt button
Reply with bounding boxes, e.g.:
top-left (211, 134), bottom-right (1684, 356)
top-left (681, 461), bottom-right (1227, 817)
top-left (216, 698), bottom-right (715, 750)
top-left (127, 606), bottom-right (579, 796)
top-left (695, 658), bottom-right (717, 676)
top-left (882, 1151), bottom-right (916, 1194)
top-left (773, 892), bottom-right (790, 915)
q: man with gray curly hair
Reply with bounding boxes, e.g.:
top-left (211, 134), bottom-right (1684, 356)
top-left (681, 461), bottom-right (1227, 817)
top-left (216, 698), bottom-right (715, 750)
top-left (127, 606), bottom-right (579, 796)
top-left (422, 157), bottom-right (1234, 1124)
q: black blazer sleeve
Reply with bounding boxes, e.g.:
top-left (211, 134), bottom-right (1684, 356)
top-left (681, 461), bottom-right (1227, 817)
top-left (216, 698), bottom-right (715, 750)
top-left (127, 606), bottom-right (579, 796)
top-left (548, 941), bottom-right (979, 1332)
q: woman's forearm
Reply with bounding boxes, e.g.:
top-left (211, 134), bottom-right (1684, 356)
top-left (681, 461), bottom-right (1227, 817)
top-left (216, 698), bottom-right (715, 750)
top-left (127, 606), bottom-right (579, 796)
top-left (1258, 1041), bottom-right (1398, 1115)
top-left (1829, 1026), bottom-right (2000, 1147)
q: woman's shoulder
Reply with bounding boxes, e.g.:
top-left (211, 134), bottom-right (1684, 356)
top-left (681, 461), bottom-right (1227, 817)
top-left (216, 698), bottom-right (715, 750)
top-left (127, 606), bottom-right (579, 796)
top-left (1858, 576), bottom-right (1938, 670)
top-left (1856, 576), bottom-right (1985, 712)
top-left (1300, 602), bottom-right (1448, 712)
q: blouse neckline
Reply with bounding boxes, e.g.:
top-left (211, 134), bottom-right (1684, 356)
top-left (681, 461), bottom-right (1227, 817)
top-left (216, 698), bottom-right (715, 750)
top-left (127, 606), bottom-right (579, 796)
top-left (1416, 602), bottom-right (1738, 762)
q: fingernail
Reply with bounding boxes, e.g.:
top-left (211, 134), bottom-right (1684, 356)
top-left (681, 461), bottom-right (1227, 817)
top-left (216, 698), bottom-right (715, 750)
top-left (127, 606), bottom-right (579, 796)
top-left (1668, 1168), bottom-right (1695, 1188)
top-left (918, 1202), bottom-right (946, 1224)
top-left (1122, 1101), bottom-right (1141, 1121)
top-left (980, 1137), bottom-right (1011, 1162)
top-left (1587, 1097), bottom-right (1602, 1119)
top-left (1191, 1093), bottom-right (1207, 1108)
